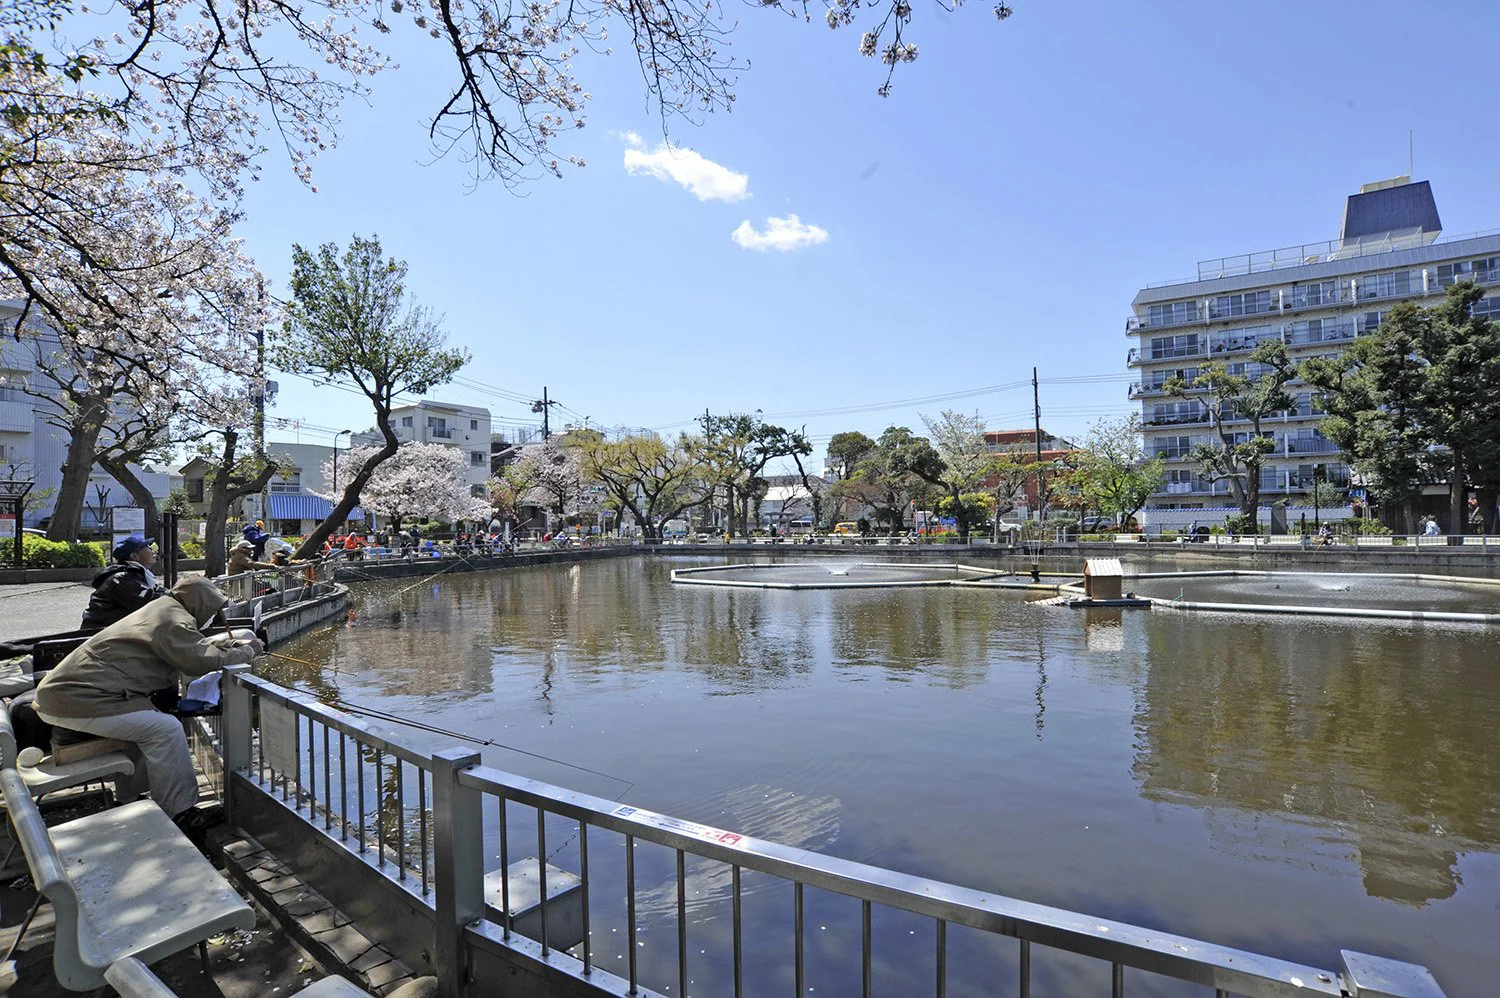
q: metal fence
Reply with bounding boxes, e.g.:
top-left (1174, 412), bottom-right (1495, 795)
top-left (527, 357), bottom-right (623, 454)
top-left (213, 666), bottom-right (1446, 998)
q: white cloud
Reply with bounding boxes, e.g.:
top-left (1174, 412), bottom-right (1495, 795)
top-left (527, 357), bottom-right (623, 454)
top-left (731, 215), bottom-right (830, 253)
top-left (621, 133), bottom-right (749, 203)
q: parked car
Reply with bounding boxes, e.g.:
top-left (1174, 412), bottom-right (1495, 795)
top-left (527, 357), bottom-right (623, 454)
top-left (1080, 516), bottom-right (1117, 532)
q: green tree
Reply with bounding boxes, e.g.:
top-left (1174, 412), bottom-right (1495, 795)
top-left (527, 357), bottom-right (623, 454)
top-left (1164, 340), bottom-right (1296, 525)
top-left (693, 413), bottom-right (810, 536)
top-left (274, 235), bottom-right (469, 559)
top-left (1074, 415), bottom-right (1164, 527)
top-left (1303, 284), bottom-right (1500, 533)
top-left (825, 431), bottom-right (876, 480)
top-left (574, 433), bottom-right (711, 540)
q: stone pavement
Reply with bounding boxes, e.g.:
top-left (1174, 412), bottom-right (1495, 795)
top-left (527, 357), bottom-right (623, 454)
top-left (0, 583), bottom-right (93, 643)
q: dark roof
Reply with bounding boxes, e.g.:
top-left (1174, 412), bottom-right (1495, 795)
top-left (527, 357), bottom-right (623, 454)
top-left (1339, 181), bottom-right (1441, 242)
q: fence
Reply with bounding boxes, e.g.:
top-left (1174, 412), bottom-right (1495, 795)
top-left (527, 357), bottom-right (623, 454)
top-left (210, 665), bottom-right (1446, 998)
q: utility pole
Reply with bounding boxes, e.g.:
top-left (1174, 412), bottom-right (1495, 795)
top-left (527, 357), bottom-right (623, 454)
top-left (1033, 367), bottom-right (1045, 520)
top-left (531, 387), bottom-right (560, 441)
top-left (254, 278), bottom-right (268, 527)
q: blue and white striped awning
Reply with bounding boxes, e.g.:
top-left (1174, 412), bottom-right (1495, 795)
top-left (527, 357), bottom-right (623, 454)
top-left (269, 494), bottom-right (365, 521)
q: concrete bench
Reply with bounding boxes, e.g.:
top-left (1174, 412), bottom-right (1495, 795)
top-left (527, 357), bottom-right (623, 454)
top-left (1266, 535), bottom-right (1304, 545)
top-left (1355, 536), bottom-right (1395, 546)
top-left (0, 767), bottom-right (255, 990)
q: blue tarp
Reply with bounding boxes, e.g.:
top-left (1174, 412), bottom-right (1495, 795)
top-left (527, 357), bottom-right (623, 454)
top-left (269, 494), bottom-right (365, 521)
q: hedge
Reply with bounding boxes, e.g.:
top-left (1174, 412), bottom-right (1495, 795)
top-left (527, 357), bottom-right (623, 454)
top-left (0, 536), bottom-right (108, 569)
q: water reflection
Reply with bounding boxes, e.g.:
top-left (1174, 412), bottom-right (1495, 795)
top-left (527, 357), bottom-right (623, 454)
top-left (1132, 612), bottom-right (1500, 905)
top-left (274, 556), bottom-right (1500, 994)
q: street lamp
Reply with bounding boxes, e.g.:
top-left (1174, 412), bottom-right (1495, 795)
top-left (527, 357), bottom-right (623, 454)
top-left (332, 430), bottom-right (352, 495)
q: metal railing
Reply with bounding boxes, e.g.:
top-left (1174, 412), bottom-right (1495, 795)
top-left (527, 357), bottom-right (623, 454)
top-left (213, 667), bottom-right (1447, 998)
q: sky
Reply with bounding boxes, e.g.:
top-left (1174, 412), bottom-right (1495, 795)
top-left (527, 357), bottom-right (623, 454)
top-left (240, 0), bottom-right (1500, 470)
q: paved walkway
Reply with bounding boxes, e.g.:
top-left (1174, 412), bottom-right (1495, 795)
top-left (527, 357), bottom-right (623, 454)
top-left (0, 583), bottom-right (92, 642)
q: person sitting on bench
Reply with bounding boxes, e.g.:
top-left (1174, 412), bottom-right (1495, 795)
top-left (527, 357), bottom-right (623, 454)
top-left (31, 577), bottom-right (263, 837)
top-left (79, 534), bottom-right (168, 630)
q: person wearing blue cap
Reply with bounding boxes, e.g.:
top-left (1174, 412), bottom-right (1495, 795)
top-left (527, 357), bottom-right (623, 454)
top-left (79, 535), bottom-right (168, 630)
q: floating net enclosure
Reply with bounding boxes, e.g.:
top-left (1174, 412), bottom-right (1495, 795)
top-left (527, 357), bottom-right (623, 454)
top-left (671, 562), bottom-right (1001, 590)
top-left (1133, 571), bottom-right (1500, 622)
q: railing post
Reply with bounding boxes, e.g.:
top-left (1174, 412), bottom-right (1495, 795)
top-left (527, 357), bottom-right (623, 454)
top-left (222, 664), bottom-right (254, 828)
top-left (432, 749), bottom-right (483, 998)
top-left (1340, 950), bottom-right (1446, 998)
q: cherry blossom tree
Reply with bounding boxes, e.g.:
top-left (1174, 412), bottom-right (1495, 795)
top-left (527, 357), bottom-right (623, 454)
top-left (0, 97), bottom-right (267, 538)
top-left (318, 442), bottom-right (490, 530)
top-left (6, 0), bottom-right (1017, 201)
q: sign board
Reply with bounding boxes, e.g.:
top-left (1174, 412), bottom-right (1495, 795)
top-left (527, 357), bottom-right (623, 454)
top-left (260, 699), bottom-right (299, 778)
top-left (110, 506), bottom-right (146, 533)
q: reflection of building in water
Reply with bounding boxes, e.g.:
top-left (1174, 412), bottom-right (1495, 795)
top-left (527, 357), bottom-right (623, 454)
top-left (1131, 613), bottom-right (1498, 906)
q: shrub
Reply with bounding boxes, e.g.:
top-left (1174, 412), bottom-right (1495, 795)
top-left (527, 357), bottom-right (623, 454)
top-left (0, 535), bottom-right (108, 569)
top-left (178, 537), bottom-right (206, 559)
top-left (1348, 518), bottom-right (1393, 536)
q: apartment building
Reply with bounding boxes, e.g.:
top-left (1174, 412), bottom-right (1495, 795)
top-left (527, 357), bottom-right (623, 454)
top-left (1127, 178), bottom-right (1500, 516)
top-left (352, 400), bottom-right (493, 494)
top-left (0, 305), bottom-right (171, 529)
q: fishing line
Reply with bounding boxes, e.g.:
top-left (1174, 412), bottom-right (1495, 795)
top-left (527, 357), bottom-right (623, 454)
top-left (250, 654), bottom-right (635, 798)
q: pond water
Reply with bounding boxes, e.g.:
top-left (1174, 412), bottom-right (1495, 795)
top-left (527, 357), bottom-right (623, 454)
top-left (274, 556), bottom-right (1500, 996)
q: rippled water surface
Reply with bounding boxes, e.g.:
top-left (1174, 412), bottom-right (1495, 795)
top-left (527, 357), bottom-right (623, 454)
top-left (276, 556), bottom-right (1500, 996)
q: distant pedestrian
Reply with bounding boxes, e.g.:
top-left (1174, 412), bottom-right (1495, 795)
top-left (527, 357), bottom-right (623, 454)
top-left (1423, 515), bottom-right (1441, 537)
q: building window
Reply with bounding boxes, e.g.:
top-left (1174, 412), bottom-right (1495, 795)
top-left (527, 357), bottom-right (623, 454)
top-left (402, 416), bottom-right (413, 427)
top-left (269, 472), bottom-right (302, 494)
top-left (470, 485), bottom-right (486, 498)
top-left (1208, 290), bottom-right (1273, 320)
top-left (186, 479), bottom-right (204, 502)
top-left (1473, 296), bottom-right (1500, 319)
top-left (470, 419), bottom-right (479, 430)
top-left (470, 451), bottom-right (485, 466)
top-left (1149, 334), bottom-right (1201, 360)
top-left (1147, 301), bottom-right (1198, 326)
top-left (1286, 281), bottom-right (1339, 309)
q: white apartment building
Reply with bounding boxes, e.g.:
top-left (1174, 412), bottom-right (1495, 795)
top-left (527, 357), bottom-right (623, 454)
top-left (1127, 178), bottom-right (1500, 517)
top-left (352, 400), bottom-right (493, 495)
top-left (0, 305), bottom-right (171, 529)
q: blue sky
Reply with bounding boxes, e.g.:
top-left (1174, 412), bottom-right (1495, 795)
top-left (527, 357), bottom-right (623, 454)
top-left (244, 0), bottom-right (1500, 468)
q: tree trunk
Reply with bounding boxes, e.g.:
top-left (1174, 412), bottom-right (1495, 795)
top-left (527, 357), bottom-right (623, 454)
top-left (1449, 450), bottom-right (1465, 535)
top-left (97, 456), bottom-right (160, 541)
top-left (47, 410), bottom-right (107, 541)
top-left (295, 418), bottom-right (398, 560)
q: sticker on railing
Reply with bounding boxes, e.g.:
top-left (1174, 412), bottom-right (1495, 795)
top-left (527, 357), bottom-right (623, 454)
top-left (262, 700), bottom-right (298, 776)
top-left (614, 805), bottom-right (744, 847)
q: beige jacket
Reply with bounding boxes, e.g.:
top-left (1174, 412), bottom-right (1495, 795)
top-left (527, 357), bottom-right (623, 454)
top-left (35, 577), bottom-right (256, 719)
top-left (227, 544), bottom-right (278, 576)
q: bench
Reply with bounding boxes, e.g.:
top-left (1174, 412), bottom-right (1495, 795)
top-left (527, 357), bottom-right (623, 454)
top-left (0, 701), bottom-right (135, 803)
top-left (1355, 536), bottom-right (1395, 546)
top-left (0, 767), bottom-right (255, 990)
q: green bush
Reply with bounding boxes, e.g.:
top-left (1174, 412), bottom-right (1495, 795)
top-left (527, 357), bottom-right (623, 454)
top-left (1158, 530), bottom-right (1179, 541)
top-left (1348, 518), bottom-right (1393, 536)
top-left (178, 537), bottom-right (206, 559)
top-left (0, 535), bottom-right (108, 568)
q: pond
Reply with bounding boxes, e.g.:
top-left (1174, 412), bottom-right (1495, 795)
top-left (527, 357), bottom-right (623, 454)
top-left (272, 555), bottom-right (1500, 996)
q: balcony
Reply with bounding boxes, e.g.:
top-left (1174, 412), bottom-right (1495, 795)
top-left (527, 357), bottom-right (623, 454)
top-left (1283, 438), bottom-right (1340, 455)
top-left (1283, 322), bottom-right (1357, 348)
top-left (428, 428), bottom-right (454, 440)
top-left (1144, 412), bottom-right (1208, 428)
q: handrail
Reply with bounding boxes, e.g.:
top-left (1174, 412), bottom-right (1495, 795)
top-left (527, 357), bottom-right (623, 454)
top-left (454, 764), bottom-right (1341, 995)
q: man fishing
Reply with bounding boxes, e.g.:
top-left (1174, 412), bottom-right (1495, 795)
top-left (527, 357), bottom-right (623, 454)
top-left (33, 577), bottom-right (263, 839)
